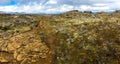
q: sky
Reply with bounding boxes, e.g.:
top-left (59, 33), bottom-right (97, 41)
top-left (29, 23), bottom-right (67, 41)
top-left (0, 0), bottom-right (120, 14)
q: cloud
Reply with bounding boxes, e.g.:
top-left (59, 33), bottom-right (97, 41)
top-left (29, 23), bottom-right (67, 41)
top-left (0, 0), bottom-right (120, 14)
top-left (46, 0), bottom-right (57, 5)
top-left (15, 0), bottom-right (48, 5)
top-left (0, 4), bottom-right (73, 14)
top-left (0, 0), bottom-right (11, 5)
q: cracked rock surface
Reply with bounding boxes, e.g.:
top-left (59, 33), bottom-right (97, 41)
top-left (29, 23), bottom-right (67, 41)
top-left (0, 32), bottom-right (53, 64)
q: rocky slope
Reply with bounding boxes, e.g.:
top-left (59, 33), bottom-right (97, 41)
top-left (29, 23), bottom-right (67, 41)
top-left (0, 15), bottom-right (56, 64)
top-left (0, 10), bottom-right (120, 64)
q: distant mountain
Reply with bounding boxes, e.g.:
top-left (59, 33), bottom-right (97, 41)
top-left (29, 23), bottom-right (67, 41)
top-left (0, 11), bottom-right (27, 14)
top-left (0, 11), bottom-right (7, 14)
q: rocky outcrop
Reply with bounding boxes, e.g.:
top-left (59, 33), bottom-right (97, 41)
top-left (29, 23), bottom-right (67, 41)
top-left (0, 16), bottom-right (56, 64)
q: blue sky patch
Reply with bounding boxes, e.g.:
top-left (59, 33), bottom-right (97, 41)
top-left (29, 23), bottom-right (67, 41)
top-left (0, 0), bottom-right (17, 6)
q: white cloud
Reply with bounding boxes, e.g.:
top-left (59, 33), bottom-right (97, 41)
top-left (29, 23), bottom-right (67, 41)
top-left (46, 0), bottom-right (57, 4)
top-left (93, 3), bottom-right (108, 7)
top-left (0, 0), bottom-right (120, 13)
top-left (79, 4), bottom-right (110, 12)
top-left (79, 5), bottom-right (90, 11)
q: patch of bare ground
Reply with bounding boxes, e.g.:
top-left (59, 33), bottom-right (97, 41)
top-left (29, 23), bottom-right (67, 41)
top-left (0, 18), bottom-right (56, 64)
